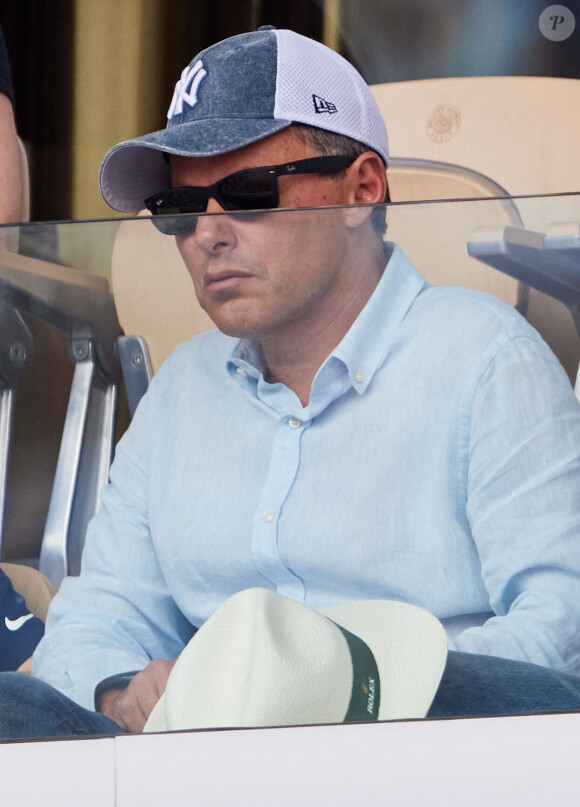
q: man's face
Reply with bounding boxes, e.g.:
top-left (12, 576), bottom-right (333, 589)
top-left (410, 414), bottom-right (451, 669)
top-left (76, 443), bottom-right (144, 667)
top-left (171, 129), bottom-right (364, 346)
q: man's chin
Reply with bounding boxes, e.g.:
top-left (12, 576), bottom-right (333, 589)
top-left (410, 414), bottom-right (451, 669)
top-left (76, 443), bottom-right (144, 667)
top-left (215, 322), bottom-right (261, 340)
top-left (202, 301), bottom-right (264, 340)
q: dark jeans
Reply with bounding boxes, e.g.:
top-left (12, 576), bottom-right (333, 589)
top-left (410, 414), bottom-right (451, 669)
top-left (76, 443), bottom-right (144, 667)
top-left (427, 651), bottom-right (580, 717)
top-left (2, 651), bottom-right (580, 741)
top-left (0, 673), bottom-right (124, 740)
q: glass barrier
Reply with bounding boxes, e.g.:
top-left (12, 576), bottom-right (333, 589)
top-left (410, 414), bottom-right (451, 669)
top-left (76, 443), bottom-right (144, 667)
top-left (0, 191), bottom-right (580, 742)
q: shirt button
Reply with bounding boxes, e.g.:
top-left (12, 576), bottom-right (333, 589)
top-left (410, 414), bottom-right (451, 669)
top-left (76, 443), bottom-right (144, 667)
top-left (354, 371), bottom-right (365, 383)
top-left (288, 416), bottom-right (301, 429)
top-left (236, 368), bottom-right (247, 377)
top-left (263, 510), bottom-right (275, 523)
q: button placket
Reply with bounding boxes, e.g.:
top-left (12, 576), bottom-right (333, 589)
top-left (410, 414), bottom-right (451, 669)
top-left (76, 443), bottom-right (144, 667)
top-left (250, 414), bottom-right (307, 599)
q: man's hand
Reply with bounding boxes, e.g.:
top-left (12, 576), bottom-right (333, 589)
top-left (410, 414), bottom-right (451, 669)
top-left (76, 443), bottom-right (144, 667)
top-left (98, 658), bottom-right (176, 732)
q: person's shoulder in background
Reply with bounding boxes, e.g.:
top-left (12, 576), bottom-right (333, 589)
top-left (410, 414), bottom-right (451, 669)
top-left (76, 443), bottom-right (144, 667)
top-left (0, 22), bottom-right (25, 227)
top-left (0, 568), bottom-right (44, 672)
top-left (0, 24), bottom-right (14, 103)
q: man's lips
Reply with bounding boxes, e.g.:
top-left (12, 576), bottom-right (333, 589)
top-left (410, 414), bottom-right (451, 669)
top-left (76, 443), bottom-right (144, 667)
top-left (203, 269), bottom-right (254, 288)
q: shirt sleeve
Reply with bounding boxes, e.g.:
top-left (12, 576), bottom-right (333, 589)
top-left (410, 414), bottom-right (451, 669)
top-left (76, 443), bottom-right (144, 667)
top-left (452, 334), bottom-right (580, 672)
top-left (32, 379), bottom-right (196, 710)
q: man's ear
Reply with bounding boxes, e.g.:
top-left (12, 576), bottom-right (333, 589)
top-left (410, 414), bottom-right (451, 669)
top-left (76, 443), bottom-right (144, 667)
top-left (343, 152), bottom-right (387, 228)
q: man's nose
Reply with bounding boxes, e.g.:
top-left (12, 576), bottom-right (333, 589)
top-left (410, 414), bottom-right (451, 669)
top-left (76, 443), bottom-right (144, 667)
top-left (206, 196), bottom-right (226, 214)
top-left (193, 196), bottom-right (237, 252)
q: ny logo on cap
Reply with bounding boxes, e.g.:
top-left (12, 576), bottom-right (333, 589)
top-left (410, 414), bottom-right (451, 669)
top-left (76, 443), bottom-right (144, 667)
top-left (167, 60), bottom-right (208, 119)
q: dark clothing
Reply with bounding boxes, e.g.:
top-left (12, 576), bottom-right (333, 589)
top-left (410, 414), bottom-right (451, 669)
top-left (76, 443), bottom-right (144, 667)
top-left (0, 673), bottom-right (123, 740)
top-left (0, 25), bottom-right (13, 103)
top-left (0, 570), bottom-right (44, 672)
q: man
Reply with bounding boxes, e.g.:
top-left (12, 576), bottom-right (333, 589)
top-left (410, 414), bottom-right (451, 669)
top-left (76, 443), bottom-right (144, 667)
top-left (2, 27), bottom-right (580, 739)
top-left (0, 24), bottom-right (25, 227)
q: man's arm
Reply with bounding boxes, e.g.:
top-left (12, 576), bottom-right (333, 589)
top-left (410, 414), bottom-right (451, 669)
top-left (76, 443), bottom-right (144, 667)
top-left (0, 92), bottom-right (24, 225)
top-left (97, 658), bottom-right (176, 732)
top-left (453, 334), bottom-right (580, 670)
top-left (32, 373), bottom-right (196, 710)
top-left (0, 27), bottom-right (24, 226)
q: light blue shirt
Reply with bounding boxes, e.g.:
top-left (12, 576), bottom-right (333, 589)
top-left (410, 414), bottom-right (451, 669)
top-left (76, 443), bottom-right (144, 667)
top-left (34, 243), bottom-right (580, 709)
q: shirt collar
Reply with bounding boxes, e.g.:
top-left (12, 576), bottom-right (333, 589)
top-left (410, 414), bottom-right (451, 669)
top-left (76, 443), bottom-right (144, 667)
top-left (227, 242), bottom-right (425, 404)
top-left (328, 242), bottom-right (425, 395)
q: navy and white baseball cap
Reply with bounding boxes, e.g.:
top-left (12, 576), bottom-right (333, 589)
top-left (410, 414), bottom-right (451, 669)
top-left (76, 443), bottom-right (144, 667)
top-left (99, 27), bottom-right (389, 212)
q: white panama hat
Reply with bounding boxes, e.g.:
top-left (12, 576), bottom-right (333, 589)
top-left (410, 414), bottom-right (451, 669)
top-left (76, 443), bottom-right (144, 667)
top-left (144, 588), bottom-right (447, 733)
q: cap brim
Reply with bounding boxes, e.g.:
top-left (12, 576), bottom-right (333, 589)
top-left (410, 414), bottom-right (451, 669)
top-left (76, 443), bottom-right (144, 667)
top-left (99, 118), bottom-right (292, 212)
top-left (321, 599), bottom-right (448, 721)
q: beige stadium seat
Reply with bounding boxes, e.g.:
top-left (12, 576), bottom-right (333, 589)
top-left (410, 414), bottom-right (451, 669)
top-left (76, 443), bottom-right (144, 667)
top-left (371, 77), bottom-right (580, 384)
top-left (387, 157), bottom-right (523, 305)
top-left (111, 212), bottom-right (214, 414)
top-left (112, 211), bottom-right (213, 375)
top-left (370, 76), bottom-right (580, 201)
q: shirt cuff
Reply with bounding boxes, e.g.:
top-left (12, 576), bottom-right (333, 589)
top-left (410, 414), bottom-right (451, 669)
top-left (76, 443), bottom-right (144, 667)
top-left (94, 671), bottom-right (140, 711)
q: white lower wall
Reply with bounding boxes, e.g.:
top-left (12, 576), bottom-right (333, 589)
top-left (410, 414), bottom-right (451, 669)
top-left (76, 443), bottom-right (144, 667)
top-left (3, 713), bottom-right (580, 806)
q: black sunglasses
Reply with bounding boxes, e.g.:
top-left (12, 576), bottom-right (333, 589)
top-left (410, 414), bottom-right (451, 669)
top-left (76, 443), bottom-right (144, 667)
top-left (144, 154), bottom-right (356, 235)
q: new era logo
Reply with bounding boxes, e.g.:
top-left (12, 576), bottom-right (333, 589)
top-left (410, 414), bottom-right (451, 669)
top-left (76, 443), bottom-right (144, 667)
top-left (313, 94), bottom-right (337, 114)
top-left (168, 60), bottom-right (208, 119)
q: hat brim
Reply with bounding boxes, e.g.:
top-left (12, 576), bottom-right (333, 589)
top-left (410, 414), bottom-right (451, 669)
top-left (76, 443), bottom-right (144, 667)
top-left (99, 118), bottom-right (293, 212)
top-left (320, 599), bottom-right (448, 721)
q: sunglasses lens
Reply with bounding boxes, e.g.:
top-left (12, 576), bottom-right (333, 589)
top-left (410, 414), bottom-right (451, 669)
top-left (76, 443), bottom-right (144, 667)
top-left (145, 188), bottom-right (207, 235)
top-left (149, 213), bottom-right (198, 236)
top-left (220, 171), bottom-right (278, 211)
